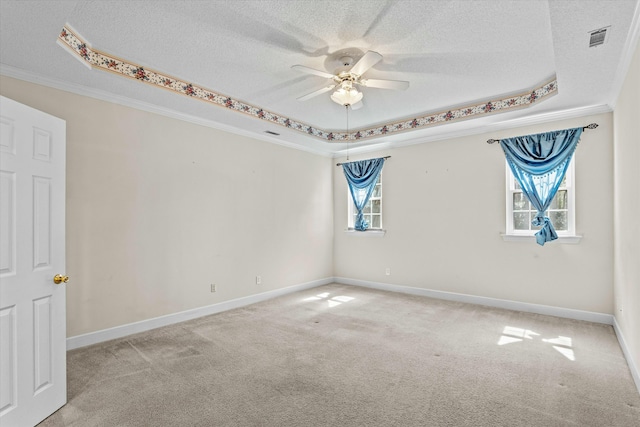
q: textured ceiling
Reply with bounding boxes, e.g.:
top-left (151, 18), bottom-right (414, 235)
top-left (1, 1), bottom-right (639, 156)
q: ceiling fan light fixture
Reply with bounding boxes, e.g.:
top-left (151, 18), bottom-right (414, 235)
top-left (330, 82), bottom-right (363, 106)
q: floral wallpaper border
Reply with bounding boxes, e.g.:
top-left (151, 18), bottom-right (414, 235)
top-left (58, 25), bottom-right (557, 143)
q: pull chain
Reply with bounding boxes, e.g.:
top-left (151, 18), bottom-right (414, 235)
top-left (346, 104), bottom-right (350, 162)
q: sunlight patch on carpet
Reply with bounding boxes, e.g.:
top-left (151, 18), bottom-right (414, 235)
top-left (498, 326), bottom-right (575, 361)
top-left (303, 292), bottom-right (355, 308)
top-left (543, 336), bottom-right (575, 361)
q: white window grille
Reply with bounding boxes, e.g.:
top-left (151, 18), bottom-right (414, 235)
top-left (347, 175), bottom-right (382, 230)
top-left (505, 159), bottom-right (575, 236)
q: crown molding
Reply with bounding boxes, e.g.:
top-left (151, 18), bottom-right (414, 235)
top-left (0, 64), bottom-right (334, 157)
top-left (608, 0), bottom-right (640, 109)
top-left (56, 24), bottom-right (558, 144)
top-left (331, 103), bottom-right (613, 158)
top-left (2, 63), bottom-right (611, 161)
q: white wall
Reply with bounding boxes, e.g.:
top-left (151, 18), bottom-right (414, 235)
top-left (0, 72), bottom-right (623, 340)
top-left (0, 75), bottom-right (334, 337)
top-left (334, 113), bottom-right (614, 314)
top-left (613, 40), bottom-right (640, 383)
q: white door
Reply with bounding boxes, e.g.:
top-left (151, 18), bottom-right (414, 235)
top-left (0, 96), bottom-right (66, 426)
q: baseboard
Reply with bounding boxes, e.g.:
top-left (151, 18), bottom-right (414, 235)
top-left (613, 317), bottom-right (640, 395)
top-left (68, 276), bottom-right (638, 396)
top-left (347, 276), bottom-right (639, 395)
top-left (66, 277), bottom-right (333, 350)
top-left (334, 277), bottom-right (614, 325)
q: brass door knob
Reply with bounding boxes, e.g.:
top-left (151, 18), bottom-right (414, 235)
top-left (53, 274), bottom-right (69, 284)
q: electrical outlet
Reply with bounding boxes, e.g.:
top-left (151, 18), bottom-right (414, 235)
top-left (256, 275), bottom-right (262, 285)
top-left (210, 284), bottom-right (216, 293)
top-left (385, 268), bottom-right (391, 276)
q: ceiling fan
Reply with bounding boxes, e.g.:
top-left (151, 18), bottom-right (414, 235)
top-left (292, 50), bottom-right (409, 109)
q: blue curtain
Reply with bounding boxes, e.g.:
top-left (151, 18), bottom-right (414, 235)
top-left (500, 127), bottom-right (582, 245)
top-left (342, 158), bottom-right (385, 231)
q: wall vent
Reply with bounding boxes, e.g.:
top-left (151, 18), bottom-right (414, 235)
top-left (589, 27), bottom-right (610, 47)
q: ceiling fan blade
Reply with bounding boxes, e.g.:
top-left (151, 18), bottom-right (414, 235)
top-left (291, 65), bottom-right (336, 79)
top-left (203, 6), bottom-right (329, 57)
top-left (350, 50), bottom-right (383, 76)
top-left (350, 100), bottom-right (364, 110)
top-left (297, 84), bottom-right (336, 101)
top-left (360, 78), bottom-right (410, 90)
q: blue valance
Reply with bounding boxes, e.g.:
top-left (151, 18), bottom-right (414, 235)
top-left (500, 127), bottom-right (582, 245)
top-left (342, 158), bottom-right (385, 231)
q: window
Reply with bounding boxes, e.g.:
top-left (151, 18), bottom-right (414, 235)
top-left (505, 159), bottom-right (576, 237)
top-left (348, 174), bottom-right (382, 230)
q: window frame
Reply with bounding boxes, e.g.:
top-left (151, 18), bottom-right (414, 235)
top-left (504, 158), bottom-right (578, 239)
top-left (347, 174), bottom-right (383, 232)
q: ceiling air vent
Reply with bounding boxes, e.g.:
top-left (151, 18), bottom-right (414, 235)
top-left (589, 27), bottom-right (610, 47)
top-left (264, 130), bottom-right (280, 136)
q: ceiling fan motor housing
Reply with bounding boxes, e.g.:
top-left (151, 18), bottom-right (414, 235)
top-left (339, 56), bottom-right (354, 66)
top-left (293, 49), bottom-right (408, 107)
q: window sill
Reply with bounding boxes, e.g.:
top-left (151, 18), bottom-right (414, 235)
top-left (345, 229), bottom-right (386, 237)
top-left (501, 234), bottom-right (582, 244)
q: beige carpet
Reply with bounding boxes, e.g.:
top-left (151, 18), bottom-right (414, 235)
top-left (39, 284), bottom-right (640, 426)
